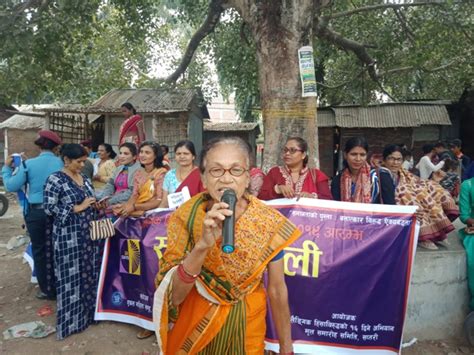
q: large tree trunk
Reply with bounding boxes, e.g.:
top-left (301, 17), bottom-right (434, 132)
top-left (236, 0), bottom-right (318, 171)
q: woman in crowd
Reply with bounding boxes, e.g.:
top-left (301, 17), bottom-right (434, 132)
top-left (93, 143), bottom-right (116, 189)
top-left (115, 141), bottom-right (167, 217)
top-left (437, 159), bottom-right (461, 198)
top-left (160, 140), bottom-right (204, 208)
top-left (381, 144), bottom-right (459, 250)
top-left (96, 142), bottom-right (141, 216)
top-left (119, 102), bottom-right (146, 146)
top-left (459, 177), bottom-right (474, 309)
top-left (2, 130), bottom-right (63, 300)
top-left (161, 144), bottom-right (171, 171)
top-left (258, 137), bottom-right (332, 200)
top-left (154, 136), bottom-right (300, 354)
top-left (249, 162), bottom-right (265, 196)
top-left (331, 137), bottom-right (395, 204)
top-left (43, 144), bottom-right (99, 339)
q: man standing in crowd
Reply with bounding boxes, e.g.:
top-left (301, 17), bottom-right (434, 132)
top-left (435, 141), bottom-right (456, 161)
top-left (417, 144), bottom-right (445, 179)
top-left (449, 139), bottom-right (471, 181)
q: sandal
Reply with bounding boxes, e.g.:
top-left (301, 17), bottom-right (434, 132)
top-left (435, 239), bottom-right (450, 248)
top-left (136, 329), bottom-right (154, 339)
top-left (419, 240), bottom-right (438, 250)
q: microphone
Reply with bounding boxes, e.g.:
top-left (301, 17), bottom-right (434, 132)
top-left (221, 189), bottom-right (237, 254)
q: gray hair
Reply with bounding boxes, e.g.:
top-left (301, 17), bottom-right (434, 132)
top-left (199, 136), bottom-right (251, 173)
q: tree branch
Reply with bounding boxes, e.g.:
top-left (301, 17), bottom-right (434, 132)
top-left (382, 56), bottom-right (467, 75)
top-left (393, 8), bottom-right (415, 43)
top-left (317, 68), bottom-right (367, 89)
top-left (314, 22), bottom-right (399, 100)
top-left (328, 2), bottom-right (440, 20)
top-left (165, 0), bottom-right (224, 83)
top-left (0, 0), bottom-right (50, 31)
top-left (314, 22), bottom-right (376, 69)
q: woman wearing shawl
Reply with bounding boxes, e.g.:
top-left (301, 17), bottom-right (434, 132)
top-left (115, 141), bottom-right (167, 218)
top-left (160, 140), bottom-right (204, 208)
top-left (331, 137), bottom-right (395, 204)
top-left (92, 143), bottom-right (117, 189)
top-left (95, 142), bottom-right (141, 218)
top-left (154, 137), bottom-right (300, 354)
top-left (381, 144), bottom-right (459, 250)
top-left (119, 102), bottom-right (146, 147)
top-left (258, 137), bottom-right (332, 200)
top-left (459, 177), bottom-right (474, 309)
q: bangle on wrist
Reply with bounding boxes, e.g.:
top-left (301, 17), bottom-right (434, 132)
top-left (176, 263), bottom-right (199, 284)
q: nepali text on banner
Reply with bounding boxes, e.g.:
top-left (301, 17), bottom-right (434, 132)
top-left (94, 198), bottom-right (418, 354)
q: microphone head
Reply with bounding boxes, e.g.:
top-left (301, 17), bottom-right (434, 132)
top-left (222, 245), bottom-right (235, 254)
top-left (221, 188), bottom-right (237, 204)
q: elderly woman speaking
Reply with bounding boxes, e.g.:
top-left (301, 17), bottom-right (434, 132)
top-left (153, 137), bottom-right (301, 354)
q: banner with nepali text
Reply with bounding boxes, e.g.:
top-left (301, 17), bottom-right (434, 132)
top-left (95, 198), bottom-right (418, 354)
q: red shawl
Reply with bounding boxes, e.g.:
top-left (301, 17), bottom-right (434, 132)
top-left (176, 167), bottom-right (205, 197)
top-left (258, 166), bottom-right (332, 200)
top-left (340, 162), bottom-right (372, 203)
top-left (119, 114), bottom-right (145, 146)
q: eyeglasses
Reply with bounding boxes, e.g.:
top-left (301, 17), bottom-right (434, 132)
top-left (207, 167), bottom-right (248, 178)
top-left (282, 147), bottom-right (303, 154)
top-left (386, 156), bottom-right (403, 162)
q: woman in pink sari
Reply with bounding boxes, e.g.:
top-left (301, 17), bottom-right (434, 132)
top-left (119, 102), bottom-right (146, 147)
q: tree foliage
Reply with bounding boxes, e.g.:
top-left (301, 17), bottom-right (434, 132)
top-left (1, 0), bottom-right (472, 111)
top-left (0, 0), bottom-right (159, 105)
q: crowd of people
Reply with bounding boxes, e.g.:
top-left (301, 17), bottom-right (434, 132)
top-left (2, 101), bottom-right (473, 352)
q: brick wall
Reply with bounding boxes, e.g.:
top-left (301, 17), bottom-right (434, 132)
top-left (341, 127), bottom-right (413, 158)
top-left (7, 128), bottom-right (41, 159)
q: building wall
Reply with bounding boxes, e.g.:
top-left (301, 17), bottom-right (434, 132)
top-left (341, 128), bottom-right (413, 157)
top-left (152, 113), bottom-right (189, 159)
top-left (6, 128), bottom-right (41, 159)
top-left (318, 128), bottom-right (335, 177)
top-left (412, 125), bottom-right (442, 162)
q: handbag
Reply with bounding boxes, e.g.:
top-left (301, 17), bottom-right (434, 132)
top-left (89, 218), bottom-right (115, 241)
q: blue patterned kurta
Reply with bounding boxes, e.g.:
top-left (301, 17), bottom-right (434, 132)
top-left (44, 171), bottom-right (100, 339)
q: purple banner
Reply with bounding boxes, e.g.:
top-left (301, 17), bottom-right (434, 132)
top-left (95, 199), bottom-right (417, 354)
top-left (264, 200), bottom-right (417, 354)
top-left (95, 211), bottom-right (170, 329)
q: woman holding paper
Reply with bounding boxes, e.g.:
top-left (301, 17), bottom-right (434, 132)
top-left (115, 141), bottom-right (167, 217)
top-left (160, 140), bottom-right (204, 208)
top-left (154, 136), bottom-right (300, 354)
top-left (258, 136), bottom-right (332, 200)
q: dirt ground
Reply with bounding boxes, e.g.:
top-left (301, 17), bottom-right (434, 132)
top-left (0, 198), bottom-right (473, 354)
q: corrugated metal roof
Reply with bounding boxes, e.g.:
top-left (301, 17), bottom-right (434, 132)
top-left (332, 104), bottom-right (451, 128)
top-left (0, 114), bottom-right (44, 130)
top-left (203, 121), bottom-right (259, 132)
top-left (317, 109), bottom-right (336, 127)
top-left (41, 88), bottom-right (203, 114)
top-left (17, 104), bottom-right (100, 122)
top-left (0, 104), bottom-right (101, 129)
